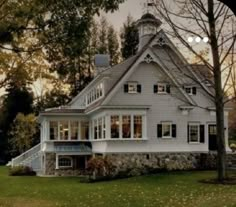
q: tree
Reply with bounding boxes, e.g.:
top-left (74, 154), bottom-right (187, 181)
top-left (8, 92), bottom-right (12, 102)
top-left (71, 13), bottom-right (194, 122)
top-left (8, 113), bottom-right (38, 156)
top-left (120, 15), bottom-right (139, 60)
top-left (107, 25), bottom-right (120, 65)
top-left (97, 16), bottom-right (109, 54)
top-left (153, 0), bottom-right (236, 182)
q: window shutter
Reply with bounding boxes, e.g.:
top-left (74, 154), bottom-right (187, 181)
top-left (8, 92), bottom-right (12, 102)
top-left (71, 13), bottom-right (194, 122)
top-left (200, 125), bottom-right (205, 143)
top-left (172, 124), bottom-right (176, 138)
top-left (187, 125), bottom-right (190, 142)
top-left (192, 87), bottom-right (197, 95)
top-left (157, 124), bottom-right (162, 138)
top-left (154, 85), bottom-right (158, 93)
top-left (166, 85), bottom-right (171, 93)
top-left (124, 84), bottom-right (128, 93)
top-left (137, 84), bottom-right (142, 93)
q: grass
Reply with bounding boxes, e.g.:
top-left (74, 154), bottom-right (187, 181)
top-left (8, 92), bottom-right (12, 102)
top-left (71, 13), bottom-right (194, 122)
top-left (0, 167), bottom-right (236, 207)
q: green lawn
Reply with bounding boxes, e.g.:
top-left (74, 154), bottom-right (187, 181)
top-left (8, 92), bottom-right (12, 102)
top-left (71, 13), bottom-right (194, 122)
top-left (0, 167), bottom-right (236, 207)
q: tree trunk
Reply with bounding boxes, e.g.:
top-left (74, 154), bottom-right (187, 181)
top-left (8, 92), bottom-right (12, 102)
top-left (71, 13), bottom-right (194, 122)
top-left (208, 0), bottom-right (226, 181)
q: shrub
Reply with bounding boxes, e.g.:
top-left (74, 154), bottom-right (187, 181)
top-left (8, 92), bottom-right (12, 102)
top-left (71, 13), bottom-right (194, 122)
top-left (86, 156), bottom-right (115, 180)
top-left (230, 143), bottom-right (236, 152)
top-left (9, 166), bottom-right (36, 176)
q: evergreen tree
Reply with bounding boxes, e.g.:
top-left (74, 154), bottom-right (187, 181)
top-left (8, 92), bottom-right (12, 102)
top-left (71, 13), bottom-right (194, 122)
top-left (97, 16), bottom-right (108, 54)
top-left (120, 15), bottom-right (139, 60)
top-left (107, 25), bottom-right (120, 65)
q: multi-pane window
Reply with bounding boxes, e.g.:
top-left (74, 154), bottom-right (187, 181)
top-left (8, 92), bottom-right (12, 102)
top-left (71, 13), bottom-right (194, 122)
top-left (58, 156), bottom-right (72, 168)
top-left (94, 119), bottom-right (98, 140)
top-left (111, 115), bottom-right (120, 138)
top-left (128, 83), bottom-right (137, 93)
top-left (134, 115), bottom-right (142, 138)
top-left (70, 121), bottom-right (79, 140)
top-left (49, 121), bottom-right (58, 140)
top-left (122, 115), bottom-right (131, 138)
top-left (189, 124), bottom-right (199, 143)
top-left (162, 122), bottom-right (172, 138)
top-left (86, 83), bottom-right (104, 106)
top-left (59, 121), bottom-right (69, 140)
top-left (81, 121), bottom-right (89, 140)
top-left (158, 84), bottom-right (166, 93)
top-left (98, 118), bottom-right (102, 139)
top-left (103, 117), bottom-right (106, 139)
top-left (185, 86), bottom-right (196, 95)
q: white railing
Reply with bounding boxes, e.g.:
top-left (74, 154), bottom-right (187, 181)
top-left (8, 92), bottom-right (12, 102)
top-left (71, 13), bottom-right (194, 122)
top-left (11, 143), bottom-right (41, 166)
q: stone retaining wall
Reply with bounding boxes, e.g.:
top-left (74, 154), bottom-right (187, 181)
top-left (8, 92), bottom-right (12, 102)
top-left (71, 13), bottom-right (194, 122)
top-left (105, 152), bottom-right (218, 177)
top-left (44, 152), bottom-right (236, 177)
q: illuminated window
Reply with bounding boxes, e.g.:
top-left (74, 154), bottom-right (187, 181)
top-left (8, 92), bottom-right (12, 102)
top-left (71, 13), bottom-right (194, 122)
top-left (134, 115), bottom-right (142, 138)
top-left (49, 121), bottom-right (58, 140)
top-left (111, 115), bottom-right (120, 138)
top-left (122, 115), bottom-right (131, 138)
top-left (70, 121), bottom-right (79, 140)
top-left (59, 121), bottom-right (69, 140)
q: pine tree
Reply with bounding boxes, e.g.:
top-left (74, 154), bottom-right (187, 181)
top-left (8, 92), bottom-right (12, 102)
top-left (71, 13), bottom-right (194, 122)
top-left (107, 25), bottom-right (120, 65)
top-left (120, 15), bottom-right (139, 60)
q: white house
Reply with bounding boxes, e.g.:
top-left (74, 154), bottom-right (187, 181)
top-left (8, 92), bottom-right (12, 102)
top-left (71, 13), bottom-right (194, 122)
top-left (10, 13), bottom-right (231, 176)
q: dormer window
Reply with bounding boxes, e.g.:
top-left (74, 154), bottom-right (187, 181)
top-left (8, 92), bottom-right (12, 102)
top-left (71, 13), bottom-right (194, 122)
top-left (86, 82), bottom-right (104, 106)
top-left (154, 83), bottom-right (170, 94)
top-left (124, 82), bottom-right (141, 94)
top-left (185, 86), bottom-right (197, 95)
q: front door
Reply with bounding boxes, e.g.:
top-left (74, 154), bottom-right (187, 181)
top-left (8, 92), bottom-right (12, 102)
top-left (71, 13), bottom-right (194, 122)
top-left (208, 125), bottom-right (217, 151)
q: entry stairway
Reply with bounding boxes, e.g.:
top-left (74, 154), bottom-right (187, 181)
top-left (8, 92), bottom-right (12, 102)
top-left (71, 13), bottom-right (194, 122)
top-left (7, 143), bottom-right (42, 172)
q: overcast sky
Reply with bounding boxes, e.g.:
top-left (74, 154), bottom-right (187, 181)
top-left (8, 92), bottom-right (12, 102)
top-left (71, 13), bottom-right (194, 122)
top-left (102, 0), bottom-right (144, 31)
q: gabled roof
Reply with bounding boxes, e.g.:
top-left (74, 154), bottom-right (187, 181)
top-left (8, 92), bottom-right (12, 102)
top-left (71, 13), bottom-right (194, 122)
top-left (50, 30), bottom-right (214, 114)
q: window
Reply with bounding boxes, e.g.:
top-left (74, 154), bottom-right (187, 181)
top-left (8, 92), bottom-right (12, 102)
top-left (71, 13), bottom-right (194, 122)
top-left (124, 83), bottom-right (141, 93)
top-left (185, 86), bottom-right (196, 95)
top-left (134, 115), bottom-right (142, 138)
top-left (71, 121), bottom-right (79, 140)
top-left (58, 156), bottom-right (72, 168)
top-left (162, 122), bottom-right (172, 138)
top-left (49, 121), bottom-right (58, 140)
top-left (98, 118), bottom-right (102, 139)
top-left (94, 120), bottom-right (98, 140)
top-left (157, 123), bottom-right (176, 138)
top-left (103, 117), bottom-right (106, 139)
top-left (122, 115), bottom-right (131, 138)
top-left (188, 124), bottom-right (199, 143)
top-left (81, 121), bottom-right (89, 140)
top-left (86, 82), bottom-right (104, 106)
top-left (154, 84), bottom-right (170, 94)
top-left (111, 115), bottom-right (120, 138)
top-left (59, 121), bottom-right (69, 140)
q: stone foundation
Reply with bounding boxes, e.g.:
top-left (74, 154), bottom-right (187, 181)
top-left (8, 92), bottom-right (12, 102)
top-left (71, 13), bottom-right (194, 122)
top-left (105, 152), bottom-right (218, 177)
top-left (44, 153), bottom-right (88, 176)
top-left (44, 152), bottom-right (236, 177)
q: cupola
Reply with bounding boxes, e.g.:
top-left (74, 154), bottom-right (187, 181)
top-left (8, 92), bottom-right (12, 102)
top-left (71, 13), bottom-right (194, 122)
top-left (136, 13), bottom-right (162, 51)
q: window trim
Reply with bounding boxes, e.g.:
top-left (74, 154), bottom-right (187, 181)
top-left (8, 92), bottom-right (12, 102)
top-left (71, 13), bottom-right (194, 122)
top-left (161, 122), bottom-right (172, 139)
top-left (188, 123), bottom-right (200, 143)
top-left (128, 82), bottom-right (138, 94)
top-left (57, 156), bottom-right (73, 169)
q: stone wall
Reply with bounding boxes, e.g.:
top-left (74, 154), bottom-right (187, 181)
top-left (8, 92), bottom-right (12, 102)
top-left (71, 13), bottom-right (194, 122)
top-left (44, 153), bottom-right (87, 176)
top-left (105, 152), bottom-right (218, 177)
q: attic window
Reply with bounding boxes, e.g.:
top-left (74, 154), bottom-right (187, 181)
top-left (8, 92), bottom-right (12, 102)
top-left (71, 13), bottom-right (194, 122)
top-left (124, 82), bottom-right (141, 94)
top-left (185, 86), bottom-right (196, 95)
top-left (154, 83), bottom-right (170, 94)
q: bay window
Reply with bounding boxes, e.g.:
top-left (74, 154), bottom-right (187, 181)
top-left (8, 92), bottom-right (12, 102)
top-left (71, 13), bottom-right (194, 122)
top-left (122, 115), bottom-right (131, 138)
top-left (94, 120), bottom-right (98, 140)
top-left (134, 115), bottom-right (142, 138)
top-left (111, 115), bottom-right (120, 138)
top-left (98, 118), bottom-right (102, 139)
